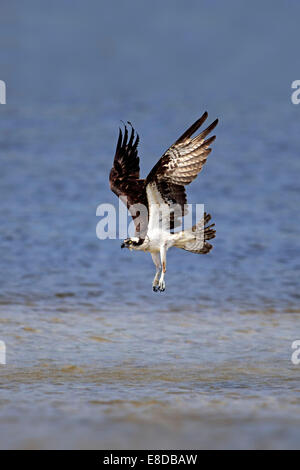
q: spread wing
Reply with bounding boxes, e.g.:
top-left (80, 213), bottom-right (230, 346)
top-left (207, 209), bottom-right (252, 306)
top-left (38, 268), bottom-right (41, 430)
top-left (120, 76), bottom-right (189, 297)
top-left (109, 123), bottom-right (148, 237)
top-left (146, 112), bottom-right (218, 230)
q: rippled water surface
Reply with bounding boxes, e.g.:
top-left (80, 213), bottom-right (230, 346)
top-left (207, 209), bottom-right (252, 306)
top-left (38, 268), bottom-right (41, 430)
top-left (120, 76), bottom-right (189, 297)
top-left (0, 0), bottom-right (300, 449)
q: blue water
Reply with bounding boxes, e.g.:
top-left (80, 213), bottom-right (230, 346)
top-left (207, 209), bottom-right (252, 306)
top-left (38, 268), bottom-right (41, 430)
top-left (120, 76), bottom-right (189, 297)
top-left (0, 0), bottom-right (300, 449)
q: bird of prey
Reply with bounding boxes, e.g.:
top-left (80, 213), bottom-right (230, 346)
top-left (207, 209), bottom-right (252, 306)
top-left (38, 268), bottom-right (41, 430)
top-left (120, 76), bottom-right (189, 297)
top-left (109, 112), bottom-right (218, 292)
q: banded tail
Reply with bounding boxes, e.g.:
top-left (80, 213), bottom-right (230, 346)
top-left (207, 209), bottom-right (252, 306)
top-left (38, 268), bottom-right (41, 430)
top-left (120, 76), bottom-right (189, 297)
top-left (174, 213), bottom-right (216, 254)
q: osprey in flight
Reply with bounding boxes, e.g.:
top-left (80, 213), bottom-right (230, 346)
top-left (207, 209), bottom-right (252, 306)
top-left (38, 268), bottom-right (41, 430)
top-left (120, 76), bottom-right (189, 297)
top-left (110, 112), bottom-right (218, 292)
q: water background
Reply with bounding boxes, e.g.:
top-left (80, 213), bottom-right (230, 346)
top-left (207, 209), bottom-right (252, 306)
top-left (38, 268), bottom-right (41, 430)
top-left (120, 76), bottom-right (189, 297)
top-left (0, 0), bottom-right (300, 449)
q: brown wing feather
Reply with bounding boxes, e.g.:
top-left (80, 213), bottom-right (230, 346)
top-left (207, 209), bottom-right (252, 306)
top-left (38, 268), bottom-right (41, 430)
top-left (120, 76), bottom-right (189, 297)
top-left (109, 123), bottom-right (148, 236)
top-left (146, 112), bottom-right (218, 218)
top-left (147, 112), bottom-right (218, 186)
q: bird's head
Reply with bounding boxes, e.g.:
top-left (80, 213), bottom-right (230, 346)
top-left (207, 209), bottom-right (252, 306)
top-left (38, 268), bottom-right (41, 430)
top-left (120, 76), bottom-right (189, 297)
top-left (121, 237), bottom-right (142, 251)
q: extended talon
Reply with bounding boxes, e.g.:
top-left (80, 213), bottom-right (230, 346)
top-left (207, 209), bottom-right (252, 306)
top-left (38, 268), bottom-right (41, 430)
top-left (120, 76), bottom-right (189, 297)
top-left (153, 285), bottom-right (159, 292)
top-left (158, 281), bottom-right (165, 292)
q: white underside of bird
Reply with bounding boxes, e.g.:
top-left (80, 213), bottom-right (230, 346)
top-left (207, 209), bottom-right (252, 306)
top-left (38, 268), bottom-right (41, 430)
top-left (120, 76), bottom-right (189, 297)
top-left (125, 184), bottom-right (207, 292)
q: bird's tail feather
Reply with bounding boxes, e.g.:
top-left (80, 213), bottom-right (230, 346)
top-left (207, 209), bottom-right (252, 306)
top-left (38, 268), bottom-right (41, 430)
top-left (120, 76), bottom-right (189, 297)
top-left (174, 212), bottom-right (216, 254)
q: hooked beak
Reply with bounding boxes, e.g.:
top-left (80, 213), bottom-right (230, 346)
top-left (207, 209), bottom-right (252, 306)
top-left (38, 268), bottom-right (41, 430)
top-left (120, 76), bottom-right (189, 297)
top-left (121, 242), bottom-right (125, 249)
